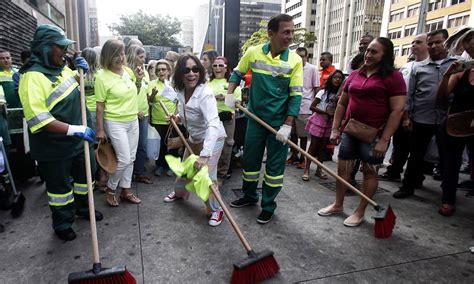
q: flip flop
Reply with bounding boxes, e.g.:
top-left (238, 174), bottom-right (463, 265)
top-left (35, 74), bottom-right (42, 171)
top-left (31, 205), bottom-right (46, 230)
top-left (301, 174), bottom-right (309, 181)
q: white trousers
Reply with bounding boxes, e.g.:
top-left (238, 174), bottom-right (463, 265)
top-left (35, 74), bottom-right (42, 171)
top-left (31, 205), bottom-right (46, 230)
top-left (105, 119), bottom-right (139, 190)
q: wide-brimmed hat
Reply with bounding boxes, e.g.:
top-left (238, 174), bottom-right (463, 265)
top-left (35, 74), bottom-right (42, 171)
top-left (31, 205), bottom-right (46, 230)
top-left (95, 141), bottom-right (117, 174)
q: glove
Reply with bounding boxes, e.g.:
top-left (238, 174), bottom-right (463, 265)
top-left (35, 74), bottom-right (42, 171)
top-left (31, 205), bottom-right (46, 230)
top-left (67, 125), bottom-right (95, 143)
top-left (74, 56), bottom-right (89, 73)
top-left (224, 94), bottom-right (236, 109)
top-left (275, 124), bottom-right (292, 144)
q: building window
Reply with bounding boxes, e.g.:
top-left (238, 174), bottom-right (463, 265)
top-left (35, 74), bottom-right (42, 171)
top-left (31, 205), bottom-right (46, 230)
top-left (389, 10), bottom-right (404, 22)
top-left (293, 12), bottom-right (302, 19)
top-left (285, 1), bottom-right (302, 13)
top-left (404, 26), bottom-right (416, 36)
top-left (401, 46), bottom-right (411, 56)
top-left (407, 5), bottom-right (419, 18)
top-left (295, 23), bottom-right (302, 28)
top-left (388, 30), bottom-right (402, 39)
top-left (310, 21), bottom-right (316, 26)
top-left (428, 0), bottom-right (446, 12)
top-left (425, 19), bottom-right (444, 32)
top-left (311, 9), bottom-right (316, 15)
top-left (451, 0), bottom-right (466, 4)
top-left (448, 14), bottom-right (470, 28)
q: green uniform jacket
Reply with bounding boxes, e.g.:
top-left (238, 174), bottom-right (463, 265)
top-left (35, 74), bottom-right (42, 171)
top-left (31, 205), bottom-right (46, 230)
top-left (0, 67), bottom-right (21, 108)
top-left (229, 42), bottom-right (303, 127)
top-left (19, 67), bottom-right (87, 161)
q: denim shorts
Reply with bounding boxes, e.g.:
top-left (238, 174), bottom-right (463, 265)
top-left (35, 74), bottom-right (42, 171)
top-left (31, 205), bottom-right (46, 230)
top-left (337, 133), bottom-right (384, 165)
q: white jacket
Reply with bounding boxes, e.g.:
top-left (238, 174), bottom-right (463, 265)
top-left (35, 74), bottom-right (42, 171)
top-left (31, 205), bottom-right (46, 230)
top-left (177, 84), bottom-right (226, 157)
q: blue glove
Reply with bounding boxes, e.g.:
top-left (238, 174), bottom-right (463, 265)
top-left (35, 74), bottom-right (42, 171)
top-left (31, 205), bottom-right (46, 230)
top-left (74, 56), bottom-right (89, 73)
top-left (67, 125), bottom-right (95, 143)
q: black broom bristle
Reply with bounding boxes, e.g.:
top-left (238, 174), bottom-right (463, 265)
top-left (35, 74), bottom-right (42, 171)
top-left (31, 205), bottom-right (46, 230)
top-left (231, 253), bottom-right (279, 284)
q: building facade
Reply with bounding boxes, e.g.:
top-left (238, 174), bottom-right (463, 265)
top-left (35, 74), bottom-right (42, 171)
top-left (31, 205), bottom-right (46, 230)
top-left (180, 17), bottom-right (194, 48)
top-left (311, 0), bottom-right (384, 71)
top-left (282, 0), bottom-right (317, 59)
top-left (381, 0), bottom-right (474, 67)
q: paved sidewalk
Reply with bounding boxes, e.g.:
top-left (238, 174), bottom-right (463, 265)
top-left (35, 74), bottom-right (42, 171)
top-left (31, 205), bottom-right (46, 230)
top-left (0, 160), bottom-right (473, 283)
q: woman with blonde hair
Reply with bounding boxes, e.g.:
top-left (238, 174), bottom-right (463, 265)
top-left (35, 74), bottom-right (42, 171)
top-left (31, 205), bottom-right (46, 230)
top-left (95, 39), bottom-right (142, 206)
top-left (147, 60), bottom-right (158, 82)
top-left (149, 59), bottom-right (178, 176)
top-left (126, 45), bottom-right (153, 184)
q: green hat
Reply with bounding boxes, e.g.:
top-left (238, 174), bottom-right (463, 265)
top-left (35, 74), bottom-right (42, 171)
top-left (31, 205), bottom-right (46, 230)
top-left (33, 24), bottom-right (75, 46)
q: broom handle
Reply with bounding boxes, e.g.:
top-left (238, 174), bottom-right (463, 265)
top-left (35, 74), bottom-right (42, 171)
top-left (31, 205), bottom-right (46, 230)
top-left (236, 104), bottom-right (379, 208)
top-left (79, 69), bottom-right (101, 264)
top-left (158, 100), bottom-right (254, 252)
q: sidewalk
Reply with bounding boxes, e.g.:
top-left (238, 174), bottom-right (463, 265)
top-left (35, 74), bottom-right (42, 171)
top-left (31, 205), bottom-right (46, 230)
top-left (0, 160), bottom-right (473, 283)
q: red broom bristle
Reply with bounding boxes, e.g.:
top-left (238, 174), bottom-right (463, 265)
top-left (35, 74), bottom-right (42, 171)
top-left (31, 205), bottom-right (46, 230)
top-left (70, 269), bottom-right (136, 284)
top-left (374, 206), bottom-right (396, 239)
top-left (230, 255), bottom-right (279, 284)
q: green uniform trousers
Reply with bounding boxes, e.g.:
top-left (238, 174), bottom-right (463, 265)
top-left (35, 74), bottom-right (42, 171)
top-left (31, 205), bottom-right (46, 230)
top-left (242, 119), bottom-right (288, 213)
top-left (38, 150), bottom-right (96, 232)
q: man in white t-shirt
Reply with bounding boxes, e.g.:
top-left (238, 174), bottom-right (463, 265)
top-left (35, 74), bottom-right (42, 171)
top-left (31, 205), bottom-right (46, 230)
top-left (286, 47), bottom-right (320, 168)
top-left (380, 33), bottom-right (429, 182)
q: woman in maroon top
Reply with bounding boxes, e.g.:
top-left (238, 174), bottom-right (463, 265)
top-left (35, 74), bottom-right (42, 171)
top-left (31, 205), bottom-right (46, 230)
top-left (317, 37), bottom-right (407, 227)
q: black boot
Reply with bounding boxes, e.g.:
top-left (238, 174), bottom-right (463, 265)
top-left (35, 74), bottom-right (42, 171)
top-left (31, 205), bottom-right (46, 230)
top-left (76, 210), bottom-right (103, 221)
top-left (55, 228), bottom-right (76, 241)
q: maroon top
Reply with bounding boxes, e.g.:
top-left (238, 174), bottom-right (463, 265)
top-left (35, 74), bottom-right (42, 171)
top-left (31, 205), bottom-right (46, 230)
top-left (343, 69), bottom-right (406, 129)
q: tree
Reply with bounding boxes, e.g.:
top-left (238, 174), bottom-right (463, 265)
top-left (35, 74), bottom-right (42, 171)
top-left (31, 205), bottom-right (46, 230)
top-left (109, 10), bottom-right (182, 47)
top-left (241, 20), bottom-right (317, 54)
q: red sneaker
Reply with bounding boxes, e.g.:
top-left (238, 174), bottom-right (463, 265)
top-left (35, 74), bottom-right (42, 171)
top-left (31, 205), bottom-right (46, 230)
top-left (208, 210), bottom-right (224, 226)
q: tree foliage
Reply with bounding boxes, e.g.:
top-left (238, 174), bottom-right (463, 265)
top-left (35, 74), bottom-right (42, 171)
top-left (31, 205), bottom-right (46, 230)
top-left (241, 20), bottom-right (317, 54)
top-left (109, 10), bottom-right (182, 47)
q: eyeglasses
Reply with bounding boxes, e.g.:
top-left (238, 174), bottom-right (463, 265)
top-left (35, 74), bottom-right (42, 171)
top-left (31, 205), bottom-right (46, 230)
top-left (212, 64), bottom-right (226, 68)
top-left (184, 66), bottom-right (200, 74)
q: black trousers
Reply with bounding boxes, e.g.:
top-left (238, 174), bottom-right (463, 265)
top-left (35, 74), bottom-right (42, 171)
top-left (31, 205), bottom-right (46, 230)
top-left (386, 123), bottom-right (411, 175)
top-left (440, 120), bottom-right (474, 205)
top-left (402, 122), bottom-right (442, 192)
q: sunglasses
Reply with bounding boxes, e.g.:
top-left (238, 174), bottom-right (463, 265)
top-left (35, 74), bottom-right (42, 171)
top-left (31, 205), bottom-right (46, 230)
top-left (184, 66), bottom-right (200, 74)
top-left (212, 63), bottom-right (226, 68)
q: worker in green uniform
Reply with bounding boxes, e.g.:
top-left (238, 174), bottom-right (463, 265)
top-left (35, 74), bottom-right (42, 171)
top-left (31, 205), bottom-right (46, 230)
top-left (0, 49), bottom-right (20, 108)
top-left (19, 24), bottom-right (103, 241)
top-left (227, 14), bottom-right (303, 224)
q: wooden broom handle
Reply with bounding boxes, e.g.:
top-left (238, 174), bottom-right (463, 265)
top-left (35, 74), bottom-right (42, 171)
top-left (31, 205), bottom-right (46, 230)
top-left (158, 100), bottom-right (254, 252)
top-left (79, 69), bottom-right (101, 264)
top-left (236, 103), bottom-right (379, 208)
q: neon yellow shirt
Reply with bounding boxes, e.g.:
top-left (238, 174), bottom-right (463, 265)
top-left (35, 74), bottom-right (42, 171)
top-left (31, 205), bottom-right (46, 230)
top-left (136, 69), bottom-right (150, 116)
top-left (85, 72), bottom-right (97, 112)
top-left (150, 80), bottom-right (176, 125)
top-left (95, 66), bottom-right (138, 122)
top-left (207, 78), bottom-right (241, 113)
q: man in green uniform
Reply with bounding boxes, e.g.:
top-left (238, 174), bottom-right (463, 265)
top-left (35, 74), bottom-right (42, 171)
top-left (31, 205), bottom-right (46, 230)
top-left (227, 14), bottom-right (303, 224)
top-left (0, 50), bottom-right (20, 108)
top-left (19, 25), bottom-right (102, 241)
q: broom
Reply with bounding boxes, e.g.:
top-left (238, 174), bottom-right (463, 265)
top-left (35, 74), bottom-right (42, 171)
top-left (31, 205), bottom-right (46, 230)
top-left (68, 69), bottom-right (136, 283)
top-left (159, 100), bottom-right (279, 283)
top-left (236, 103), bottom-right (396, 239)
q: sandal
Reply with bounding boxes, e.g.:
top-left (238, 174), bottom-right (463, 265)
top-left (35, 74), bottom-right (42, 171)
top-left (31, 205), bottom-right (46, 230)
top-left (106, 188), bottom-right (119, 207)
top-left (301, 174), bottom-right (309, 181)
top-left (120, 189), bottom-right (142, 204)
top-left (315, 168), bottom-right (328, 180)
top-left (135, 175), bottom-right (153, 184)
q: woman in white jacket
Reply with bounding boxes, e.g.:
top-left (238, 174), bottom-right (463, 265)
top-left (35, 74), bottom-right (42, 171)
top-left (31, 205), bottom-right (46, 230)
top-left (163, 54), bottom-right (226, 227)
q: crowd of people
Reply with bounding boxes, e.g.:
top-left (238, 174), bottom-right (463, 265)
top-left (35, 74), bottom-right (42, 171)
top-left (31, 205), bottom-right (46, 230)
top-left (0, 13), bottom-right (473, 240)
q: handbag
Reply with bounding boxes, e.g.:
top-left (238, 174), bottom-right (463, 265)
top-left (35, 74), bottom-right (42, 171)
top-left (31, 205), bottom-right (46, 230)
top-left (219, 111), bottom-right (233, 122)
top-left (446, 110), bottom-right (474, 137)
top-left (343, 118), bottom-right (380, 144)
top-left (165, 102), bottom-right (185, 150)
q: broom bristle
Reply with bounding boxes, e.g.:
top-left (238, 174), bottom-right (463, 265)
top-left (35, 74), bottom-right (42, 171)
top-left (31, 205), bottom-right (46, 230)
top-left (69, 268), bottom-right (136, 284)
top-left (231, 254), bottom-right (279, 284)
top-left (374, 206), bottom-right (396, 239)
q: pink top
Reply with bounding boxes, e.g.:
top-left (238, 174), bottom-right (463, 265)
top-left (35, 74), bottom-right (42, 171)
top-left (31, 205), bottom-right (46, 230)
top-left (343, 69), bottom-right (406, 129)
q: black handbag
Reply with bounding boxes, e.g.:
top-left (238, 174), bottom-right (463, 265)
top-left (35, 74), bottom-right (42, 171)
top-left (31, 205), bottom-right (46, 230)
top-left (219, 111), bottom-right (233, 122)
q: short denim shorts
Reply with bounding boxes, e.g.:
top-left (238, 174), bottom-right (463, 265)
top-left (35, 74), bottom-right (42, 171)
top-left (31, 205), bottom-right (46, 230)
top-left (337, 133), bottom-right (385, 165)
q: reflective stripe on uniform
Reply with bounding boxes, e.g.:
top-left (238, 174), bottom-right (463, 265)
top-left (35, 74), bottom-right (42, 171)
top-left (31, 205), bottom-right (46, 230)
top-left (290, 86), bottom-right (303, 93)
top-left (47, 190), bottom-right (74, 206)
top-left (264, 173), bottom-right (284, 188)
top-left (242, 170), bottom-right (260, 182)
top-left (27, 111), bottom-right (53, 129)
top-left (0, 76), bottom-right (13, 82)
top-left (250, 62), bottom-right (292, 75)
top-left (46, 76), bottom-right (78, 107)
top-left (73, 183), bottom-right (89, 195)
